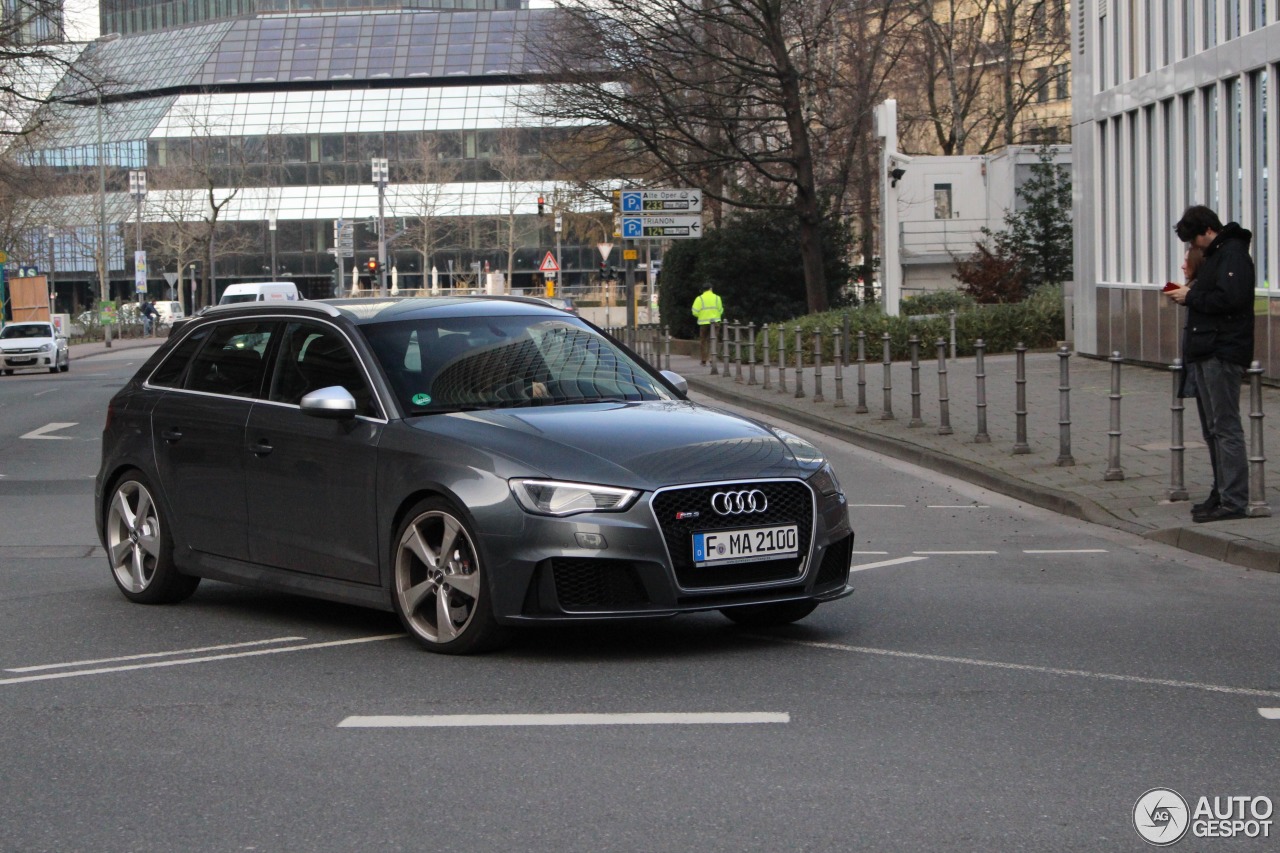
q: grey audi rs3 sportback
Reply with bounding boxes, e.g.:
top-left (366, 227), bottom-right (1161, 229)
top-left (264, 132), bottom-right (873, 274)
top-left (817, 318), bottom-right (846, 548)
top-left (96, 297), bottom-right (854, 653)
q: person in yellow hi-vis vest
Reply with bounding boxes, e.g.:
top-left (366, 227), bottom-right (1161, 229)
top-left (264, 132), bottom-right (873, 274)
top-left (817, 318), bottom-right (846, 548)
top-left (691, 283), bottom-right (724, 364)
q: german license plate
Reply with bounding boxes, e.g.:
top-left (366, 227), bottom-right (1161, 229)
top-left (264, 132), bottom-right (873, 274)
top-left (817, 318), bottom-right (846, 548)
top-left (692, 524), bottom-right (798, 566)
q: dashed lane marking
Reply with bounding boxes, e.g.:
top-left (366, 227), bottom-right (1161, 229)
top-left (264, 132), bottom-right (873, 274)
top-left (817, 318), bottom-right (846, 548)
top-left (913, 550), bottom-right (999, 555)
top-left (755, 636), bottom-right (1280, 700)
top-left (6, 636), bottom-right (306, 672)
top-left (927, 505), bottom-right (990, 509)
top-left (1259, 709), bottom-right (1280, 719)
top-left (19, 422), bottom-right (77, 440)
top-left (1024, 549), bottom-right (1109, 554)
top-left (849, 556), bottom-right (928, 573)
top-left (338, 712), bottom-right (790, 728)
top-left (0, 634), bottom-right (404, 685)
top-left (849, 504), bottom-right (906, 508)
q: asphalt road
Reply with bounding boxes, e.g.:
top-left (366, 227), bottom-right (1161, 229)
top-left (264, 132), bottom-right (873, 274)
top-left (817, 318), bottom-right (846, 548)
top-left (1, 352), bottom-right (1277, 852)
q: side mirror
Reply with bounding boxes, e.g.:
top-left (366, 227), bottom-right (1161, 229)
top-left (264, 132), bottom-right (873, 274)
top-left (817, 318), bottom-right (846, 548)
top-left (660, 370), bottom-right (688, 396)
top-left (299, 385), bottom-right (358, 419)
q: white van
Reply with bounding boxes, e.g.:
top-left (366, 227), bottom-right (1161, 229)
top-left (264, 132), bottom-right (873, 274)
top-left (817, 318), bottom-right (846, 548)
top-left (218, 282), bottom-right (300, 305)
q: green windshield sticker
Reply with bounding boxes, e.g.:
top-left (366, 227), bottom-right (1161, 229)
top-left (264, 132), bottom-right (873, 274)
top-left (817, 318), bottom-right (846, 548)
top-left (411, 393), bottom-right (431, 406)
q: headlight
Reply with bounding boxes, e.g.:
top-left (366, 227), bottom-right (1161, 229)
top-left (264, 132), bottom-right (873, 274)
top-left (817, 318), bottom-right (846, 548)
top-left (38, 343), bottom-right (53, 352)
top-left (808, 462), bottom-right (842, 496)
top-left (510, 479), bottom-right (640, 516)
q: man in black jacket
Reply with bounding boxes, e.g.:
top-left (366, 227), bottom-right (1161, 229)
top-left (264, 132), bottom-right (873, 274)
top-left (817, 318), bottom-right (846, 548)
top-left (1167, 205), bottom-right (1255, 522)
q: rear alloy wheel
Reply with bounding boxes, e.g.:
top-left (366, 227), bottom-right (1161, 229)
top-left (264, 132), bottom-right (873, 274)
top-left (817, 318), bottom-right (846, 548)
top-left (721, 600), bottom-right (818, 628)
top-left (392, 499), bottom-right (506, 654)
top-left (105, 473), bottom-right (199, 604)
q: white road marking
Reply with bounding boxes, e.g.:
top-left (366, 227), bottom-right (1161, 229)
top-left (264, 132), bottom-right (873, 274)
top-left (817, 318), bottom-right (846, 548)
top-left (927, 505), bottom-right (989, 509)
top-left (19, 422), bottom-right (77, 440)
top-left (849, 504), bottom-right (906, 508)
top-left (33, 388), bottom-right (59, 397)
top-left (338, 712), bottom-right (790, 728)
top-left (760, 637), bottom-right (1280, 700)
top-left (5, 636), bottom-right (307, 672)
top-left (0, 634), bottom-right (404, 685)
top-left (850, 550), bottom-right (889, 555)
top-left (1023, 549), bottom-right (1109, 554)
top-left (849, 555), bottom-right (927, 573)
top-left (913, 550), bottom-right (999, 555)
top-left (1259, 709), bottom-right (1280, 719)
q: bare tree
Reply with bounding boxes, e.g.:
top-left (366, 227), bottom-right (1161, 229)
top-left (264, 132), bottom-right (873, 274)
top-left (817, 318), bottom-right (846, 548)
top-left (486, 127), bottom-right (545, 289)
top-left (398, 134), bottom-right (464, 290)
top-left (531, 0), bottom-right (856, 313)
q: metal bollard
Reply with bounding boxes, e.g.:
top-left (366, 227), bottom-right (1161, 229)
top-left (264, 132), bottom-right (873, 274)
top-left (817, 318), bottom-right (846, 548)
top-left (1104, 352), bottom-right (1125, 481)
top-left (794, 327), bottom-right (805, 398)
top-left (880, 332), bottom-right (894, 420)
top-left (949, 308), bottom-right (957, 360)
top-left (1247, 361), bottom-right (1271, 517)
top-left (1013, 342), bottom-right (1030, 454)
top-left (833, 326), bottom-right (846, 408)
top-left (747, 323), bottom-right (757, 385)
top-left (720, 320), bottom-right (730, 378)
top-left (663, 325), bottom-right (671, 371)
top-left (855, 330), bottom-right (868, 413)
top-left (708, 323), bottom-right (718, 375)
top-left (733, 323), bottom-right (744, 383)
top-left (842, 312), bottom-right (852, 367)
top-left (936, 338), bottom-right (953, 435)
top-left (974, 338), bottom-right (990, 443)
top-left (907, 336), bottom-right (923, 427)
top-left (777, 324), bottom-right (788, 393)
top-left (813, 328), bottom-right (825, 403)
top-left (1055, 343), bottom-right (1075, 466)
top-left (761, 325), bottom-right (772, 390)
top-left (1168, 359), bottom-right (1189, 501)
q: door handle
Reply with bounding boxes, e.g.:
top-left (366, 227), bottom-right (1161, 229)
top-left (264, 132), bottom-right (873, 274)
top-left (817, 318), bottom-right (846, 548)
top-left (250, 440), bottom-right (274, 457)
top-left (160, 428), bottom-right (183, 443)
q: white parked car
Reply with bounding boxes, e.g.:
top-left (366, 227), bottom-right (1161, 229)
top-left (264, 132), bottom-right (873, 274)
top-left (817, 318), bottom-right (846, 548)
top-left (0, 321), bottom-right (69, 374)
top-left (153, 301), bottom-right (185, 325)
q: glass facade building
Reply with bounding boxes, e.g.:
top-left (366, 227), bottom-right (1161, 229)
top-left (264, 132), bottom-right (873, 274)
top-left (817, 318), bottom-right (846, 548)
top-left (1073, 1), bottom-right (1280, 376)
top-left (28, 7), bottom-right (610, 308)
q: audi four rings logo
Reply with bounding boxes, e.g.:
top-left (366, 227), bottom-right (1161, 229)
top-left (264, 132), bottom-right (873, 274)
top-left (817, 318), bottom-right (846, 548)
top-left (710, 489), bottom-right (768, 515)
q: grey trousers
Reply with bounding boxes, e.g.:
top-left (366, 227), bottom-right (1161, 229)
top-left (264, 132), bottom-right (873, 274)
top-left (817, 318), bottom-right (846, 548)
top-left (1188, 358), bottom-right (1248, 512)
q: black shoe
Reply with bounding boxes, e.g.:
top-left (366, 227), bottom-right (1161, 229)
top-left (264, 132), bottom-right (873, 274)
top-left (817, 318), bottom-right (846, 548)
top-left (1192, 494), bottom-right (1221, 514)
top-left (1192, 506), bottom-right (1248, 523)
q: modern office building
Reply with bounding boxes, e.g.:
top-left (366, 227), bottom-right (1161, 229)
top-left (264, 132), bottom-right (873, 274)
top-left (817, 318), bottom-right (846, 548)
top-left (1072, 2), bottom-right (1279, 374)
top-left (23, 3), bottom-right (614, 311)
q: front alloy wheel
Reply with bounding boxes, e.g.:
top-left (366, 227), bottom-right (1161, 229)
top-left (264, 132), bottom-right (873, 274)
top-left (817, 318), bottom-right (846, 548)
top-left (393, 499), bottom-right (505, 654)
top-left (105, 473), bottom-right (199, 603)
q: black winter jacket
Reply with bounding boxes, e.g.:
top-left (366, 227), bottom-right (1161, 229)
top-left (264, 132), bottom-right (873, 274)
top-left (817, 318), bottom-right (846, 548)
top-left (1182, 222), bottom-right (1255, 367)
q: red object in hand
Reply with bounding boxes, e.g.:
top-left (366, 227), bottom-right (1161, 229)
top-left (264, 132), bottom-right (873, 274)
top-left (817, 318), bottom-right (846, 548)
top-left (1163, 281), bottom-right (1180, 292)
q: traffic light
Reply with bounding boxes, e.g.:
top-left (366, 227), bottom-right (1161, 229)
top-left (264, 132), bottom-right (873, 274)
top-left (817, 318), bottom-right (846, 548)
top-left (537, 195), bottom-right (545, 216)
top-left (366, 258), bottom-right (378, 276)
top-left (599, 260), bottom-right (606, 279)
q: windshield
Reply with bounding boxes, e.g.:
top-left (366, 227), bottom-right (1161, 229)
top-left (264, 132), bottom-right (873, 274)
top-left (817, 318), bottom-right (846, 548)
top-left (219, 294), bottom-right (258, 305)
top-left (0, 324), bottom-right (53, 339)
top-left (361, 315), bottom-right (674, 415)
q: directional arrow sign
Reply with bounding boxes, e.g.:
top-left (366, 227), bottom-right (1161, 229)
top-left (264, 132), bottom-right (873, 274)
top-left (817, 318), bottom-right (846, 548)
top-left (620, 215), bottom-right (703, 239)
top-left (619, 189), bottom-right (702, 214)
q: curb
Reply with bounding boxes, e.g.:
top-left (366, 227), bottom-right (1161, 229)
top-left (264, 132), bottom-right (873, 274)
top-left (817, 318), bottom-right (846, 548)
top-left (686, 375), bottom-right (1280, 575)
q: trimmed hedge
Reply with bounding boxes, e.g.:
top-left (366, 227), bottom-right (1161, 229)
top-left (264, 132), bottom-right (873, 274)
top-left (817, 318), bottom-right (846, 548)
top-left (737, 285), bottom-right (1065, 363)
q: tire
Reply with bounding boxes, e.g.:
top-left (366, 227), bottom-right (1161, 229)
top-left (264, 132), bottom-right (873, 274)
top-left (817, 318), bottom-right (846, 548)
top-left (49, 366), bottom-right (58, 374)
top-left (721, 600), bottom-right (818, 628)
top-left (59, 356), bottom-right (69, 373)
top-left (392, 498), bottom-right (507, 654)
top-left (2, 369), bottom-right (11, 376)
top-left (104, 472), bottom-right (200, 604)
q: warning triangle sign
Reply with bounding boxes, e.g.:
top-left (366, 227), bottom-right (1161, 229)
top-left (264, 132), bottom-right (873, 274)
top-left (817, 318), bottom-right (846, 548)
top-left (539, 252), bottom-right (560, 272)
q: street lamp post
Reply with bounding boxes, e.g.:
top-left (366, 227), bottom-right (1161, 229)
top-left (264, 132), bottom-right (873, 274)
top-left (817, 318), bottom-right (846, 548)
top-left (268, 212), bottom-right (277, 279)
top-left (96, 92), bottom-right (112, 347)
top-left (372, 157), bottom-right (388, 296)
top-left (128, 169), bottom-right (146, 304)
top-left (188, 262), bottom-right (197, 313)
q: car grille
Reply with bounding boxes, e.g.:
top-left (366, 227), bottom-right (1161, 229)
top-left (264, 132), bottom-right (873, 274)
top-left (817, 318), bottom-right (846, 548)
top-left (815, 532), bottom-right (853, 590)
top-left (5, 347), bottom-right (38, 354)
top-left (551, 558), bottom-right (650, 611)
top-left (651, 480), bottom-right (813, 589)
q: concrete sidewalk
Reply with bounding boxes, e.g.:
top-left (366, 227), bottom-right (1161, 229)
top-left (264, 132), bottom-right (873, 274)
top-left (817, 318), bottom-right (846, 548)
top-left (69, 336), bottom-right (164, 362)
top-left (669, 348), bottom-right (1280, 574)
